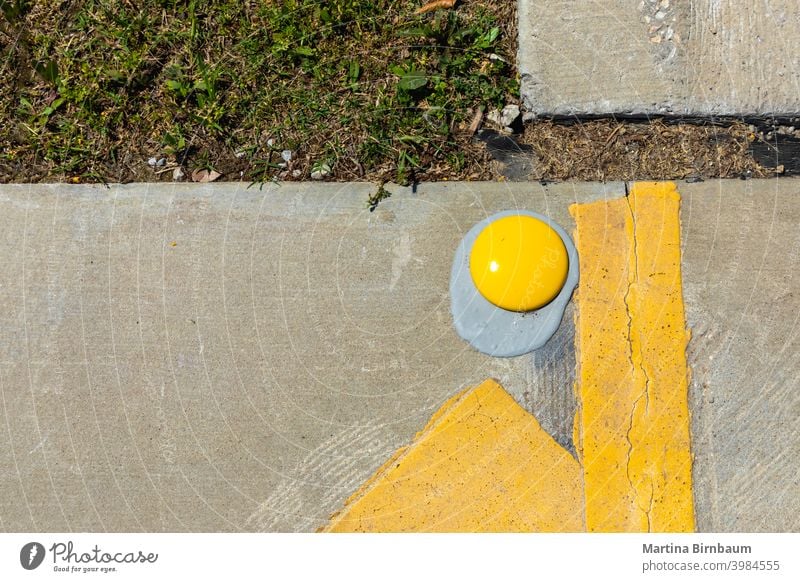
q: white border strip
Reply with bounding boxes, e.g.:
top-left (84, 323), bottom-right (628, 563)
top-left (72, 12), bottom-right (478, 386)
top-left (2, 533), bottom-right (798, 581)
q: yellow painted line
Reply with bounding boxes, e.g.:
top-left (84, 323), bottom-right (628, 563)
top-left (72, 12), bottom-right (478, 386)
top-left (322, 379), bottom-right (584, 532)
top-left (570, 182), bottom-right (695, 532)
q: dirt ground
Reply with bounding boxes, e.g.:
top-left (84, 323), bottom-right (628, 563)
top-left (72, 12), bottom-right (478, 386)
top-left (0, 1), bottom-right (788, 186)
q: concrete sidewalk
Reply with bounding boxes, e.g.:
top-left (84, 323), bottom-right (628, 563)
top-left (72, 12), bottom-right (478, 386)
top-left (0, 180), bottom-right (798, 532)
top-left (518, 0), bottom-right (800, 116)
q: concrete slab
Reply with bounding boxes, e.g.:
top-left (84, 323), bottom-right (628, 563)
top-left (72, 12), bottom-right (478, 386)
top-left (0, 179), bottom-right (798, 532)
top-left (518, 1), bottom-right (800, 116)
top-left (681, 178), bottom-right (800, 531)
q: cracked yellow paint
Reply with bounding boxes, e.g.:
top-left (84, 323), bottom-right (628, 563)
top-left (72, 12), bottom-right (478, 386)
top-left (322, 379), bottom-right (585, 532)
top-left (570, 182), bottom-right (694, 532)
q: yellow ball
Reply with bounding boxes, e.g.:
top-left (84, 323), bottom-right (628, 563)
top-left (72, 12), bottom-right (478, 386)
top-left (469, 215), bottom-right (569, 312)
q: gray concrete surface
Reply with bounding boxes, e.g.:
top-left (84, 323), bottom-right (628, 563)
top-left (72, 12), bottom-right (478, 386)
top-left (681, 179), bottom-right (800, 531)
top-left (0, 180), bottom-right (797, 532)
top-left (518, 0), bottom-right (800, 116)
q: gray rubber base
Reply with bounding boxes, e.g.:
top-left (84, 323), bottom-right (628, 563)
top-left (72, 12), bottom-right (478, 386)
top-left (450, 210), bottom-right (579, 357)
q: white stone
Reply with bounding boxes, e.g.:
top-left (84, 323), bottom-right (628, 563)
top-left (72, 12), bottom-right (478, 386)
top-left (486, 108), bottom-right (503, 127)
top-left (500, 104), bottom-right (521, 128)
top-left (311, 163), bottom-right (331, 180)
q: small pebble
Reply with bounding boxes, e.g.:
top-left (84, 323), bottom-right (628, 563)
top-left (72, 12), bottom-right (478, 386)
top-left (486, 108), bottom-right (503, 127)
top-left (292, 169), bottom-right (302, 178)
top-left (173, 167), bottom-right (185, 181)
top-left (500, 104), bottom-right (521, 128)
top-left (311, 163), bottom-right (331, 180)
top-left (281, 149), bottom-right (292, 163)
top-left (147, 157), bottom-right (158, 167)
top-left (266, 138), bottom-right (275, 147)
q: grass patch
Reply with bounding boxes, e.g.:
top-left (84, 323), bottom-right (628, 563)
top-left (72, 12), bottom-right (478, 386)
top-left (0, 0), bottom-right (517, 184)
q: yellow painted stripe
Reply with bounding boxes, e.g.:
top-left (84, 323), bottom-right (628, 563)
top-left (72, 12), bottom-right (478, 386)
top-left (322, 379), bottom-right (585, 532)
top-left (570, 182), bottom-right (695, 532)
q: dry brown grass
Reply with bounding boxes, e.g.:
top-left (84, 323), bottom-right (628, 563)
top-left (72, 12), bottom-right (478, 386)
top-left (521, 119), bottom-right (767, 181)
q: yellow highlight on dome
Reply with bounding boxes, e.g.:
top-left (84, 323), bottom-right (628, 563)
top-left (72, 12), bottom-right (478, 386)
top-left (469, 215), bottom-right (568, 312)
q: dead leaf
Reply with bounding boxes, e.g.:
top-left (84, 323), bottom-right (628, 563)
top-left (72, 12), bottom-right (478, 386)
top-left (191, 169), bottom-right (221, 182)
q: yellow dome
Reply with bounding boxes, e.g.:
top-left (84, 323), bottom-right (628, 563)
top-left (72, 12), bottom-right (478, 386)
top-left (469, 214), bottom-right (568, 312)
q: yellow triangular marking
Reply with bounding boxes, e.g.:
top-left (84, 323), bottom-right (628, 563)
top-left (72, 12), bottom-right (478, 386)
top-left (323, 379), bottom-right (585, 532)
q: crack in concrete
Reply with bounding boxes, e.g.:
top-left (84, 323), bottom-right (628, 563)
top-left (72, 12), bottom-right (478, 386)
top-left (623, 191), bottom-right (655, 529)
top-left (623, 392), bottom-right (646, 499)
top-left (639, 477), bottom-right (656, 533)
top-left (622, 193), bottom-right (638, 378)
top-left (574, 183), bottom-right (695, 532)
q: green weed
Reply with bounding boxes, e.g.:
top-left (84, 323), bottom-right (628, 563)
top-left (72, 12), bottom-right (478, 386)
top-left (0, 1), bottom-right (516, 186)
